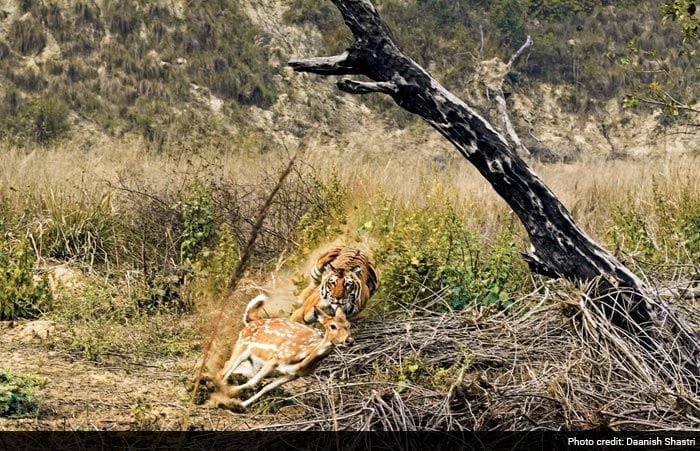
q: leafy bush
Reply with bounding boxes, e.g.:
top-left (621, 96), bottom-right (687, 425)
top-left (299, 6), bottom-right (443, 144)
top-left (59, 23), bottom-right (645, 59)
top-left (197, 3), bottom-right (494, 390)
top-left (608, 182), bottom-right (700, 269)
top-left (294, 171), bottom-right (349, 255)
top-left (374, 193), bottom-right (530, 314)
top-left (30, 96), bottom-right (70, 144)
top-left (0, 232), bottom-right (52, 320)
top-left (0, 94), bottom-right (70, 144)
top-left (490, 0), bottom-right (529, 44)
top-left (190, 225), bottom-right (239, 302)
top-left (0, 371), bottom-right (41, 417)
top-left (177, 185), bottom-right (217, 264)
top-left (49, 278), bottom-right (197, 361)
top-left (682, 209), bottom-right (700, 261)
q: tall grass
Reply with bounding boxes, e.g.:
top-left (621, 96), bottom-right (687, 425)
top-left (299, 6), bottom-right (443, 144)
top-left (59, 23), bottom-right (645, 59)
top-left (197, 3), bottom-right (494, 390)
top-left (1, 138), bottom-right (698, 356)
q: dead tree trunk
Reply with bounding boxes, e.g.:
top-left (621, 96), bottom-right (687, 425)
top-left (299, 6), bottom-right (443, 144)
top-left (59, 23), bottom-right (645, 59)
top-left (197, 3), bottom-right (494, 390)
top-left (288, 0), bottom-right (699, 388)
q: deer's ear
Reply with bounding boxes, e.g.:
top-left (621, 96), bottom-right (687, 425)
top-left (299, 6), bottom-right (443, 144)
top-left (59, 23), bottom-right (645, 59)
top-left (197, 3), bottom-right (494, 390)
top-left (352, 266), bottom-right (362, 277)
top-left (323, 262), bottom-right (336, 273)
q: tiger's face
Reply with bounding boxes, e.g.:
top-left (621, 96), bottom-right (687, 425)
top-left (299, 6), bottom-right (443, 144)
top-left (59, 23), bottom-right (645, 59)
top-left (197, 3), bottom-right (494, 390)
top-left (318, 266), bottom-right (363, 317)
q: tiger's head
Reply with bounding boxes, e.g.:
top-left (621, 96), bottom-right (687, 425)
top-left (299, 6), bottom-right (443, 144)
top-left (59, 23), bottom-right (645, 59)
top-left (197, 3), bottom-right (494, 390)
top-left (317, 265), bottom-right (363, 318)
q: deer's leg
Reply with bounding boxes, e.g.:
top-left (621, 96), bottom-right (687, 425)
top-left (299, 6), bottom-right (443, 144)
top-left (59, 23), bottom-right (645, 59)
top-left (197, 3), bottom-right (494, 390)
top-left (240, 374), bottom-right (297, 408)
top-left (220, 345), bottom-right (251, 384)
top-left (228, 360), bottom-right (276, 394)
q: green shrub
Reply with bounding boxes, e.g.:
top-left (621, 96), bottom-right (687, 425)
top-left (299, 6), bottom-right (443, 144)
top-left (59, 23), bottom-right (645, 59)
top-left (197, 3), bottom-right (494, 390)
top-left (177, 185), bottom-right (217, 264)
top-left (607, 182), bottom-right (700, 269)
top-left (49, 278), bottom-right (197, 361)
top-left (0, 94), bottom-right (70, 145)
top-left (374, 194), bottom-right (529, 314)
top-left (7, 17), bottom-right (46, 55)
top-left (491, 0), bottom-right (529, 44)
top-left (294, 171), bottom-right (349, 256)
top-left (682, 209), bottom-right (700, 261)
top-left (372, 350), bottom-right (473, 391)
top-left (30, 96), bottom-right (70, 144)
top-left (0, 232), bottom-right (52, 320)
top-left (191, 225), bottom-right (239, 300)
top-left (0, 370), bottom-right (41, 417)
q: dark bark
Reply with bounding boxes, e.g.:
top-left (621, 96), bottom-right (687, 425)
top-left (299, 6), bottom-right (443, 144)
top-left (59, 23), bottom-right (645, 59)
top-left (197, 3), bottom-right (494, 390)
top-left (288, 0), bottom-right (699, 388)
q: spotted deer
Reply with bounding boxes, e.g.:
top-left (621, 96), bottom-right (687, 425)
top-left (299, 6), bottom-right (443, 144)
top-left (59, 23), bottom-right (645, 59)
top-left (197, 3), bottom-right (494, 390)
top-left (214, 294), bottom-right (353, 408)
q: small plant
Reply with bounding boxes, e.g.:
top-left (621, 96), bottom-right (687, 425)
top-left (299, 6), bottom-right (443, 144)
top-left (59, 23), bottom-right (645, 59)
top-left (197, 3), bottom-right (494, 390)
top-left (177, 184), bottom-right (217, 264)
top-left (608, 181), bottom-right (700, 269)
top-left (295, 171), bottom-right (349, 256)
top-left (49, 277), bottom-right (197, 362)
top-left (0, 232), bottom-right (52, 320)
top-left (191, 225), bottom-right (238, 302)
top-left (0, 370), bottom-right (42, 417)
top-left (30, 96), bottom-right (70, 144)
top-left (373, 350), bottom-right (473, 392)
top-left (682, 208), bottom-right (700, 261)
top-left (130, 398), bottom-right (165, 429)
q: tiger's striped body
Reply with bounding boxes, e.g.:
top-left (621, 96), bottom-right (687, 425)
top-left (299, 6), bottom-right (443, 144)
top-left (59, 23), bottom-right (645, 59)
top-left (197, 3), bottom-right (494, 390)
top-left (290, 247), bottom-right (380, 325)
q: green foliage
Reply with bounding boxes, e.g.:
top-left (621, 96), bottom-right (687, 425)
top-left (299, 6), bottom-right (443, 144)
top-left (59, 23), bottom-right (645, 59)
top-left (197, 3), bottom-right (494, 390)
top-left (609, 208), bottom-right (657, 261)
top-left (177, 185), bottom-right (217, 264)
top-left (682, 208), bottom-right (700, 260)
top-left (608, 181), bottom-right (700, 269)
top-left (529, 0), bottom-right (600, 19)
top-left (30, 96), bottom-right (70, 144)
top-left (491, 0), bottom-right (529, 44)
top-left (295, 171), bottom-right (349, 255)
top-left (50, 278), bottom-right (197, 362)
top-left (0, 231), bottom-right (52, 320)
top-left (374, 190), bottom-right (530, 314)
top-left (662, 1), bottom-right (699, 46)
top-left (373, 350), bottom-right (473, 391)
top-left (0, 370), bottom-right (41, 417)
top-left (620, 2), bottom-right (698, 124)
top-left (191, 225), bottom-right (239, 299)
top-left (0, 93), bottom-right (70, 144)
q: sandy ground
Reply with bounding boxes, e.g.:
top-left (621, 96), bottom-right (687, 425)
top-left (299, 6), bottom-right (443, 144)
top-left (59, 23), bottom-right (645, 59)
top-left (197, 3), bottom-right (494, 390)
top-left (0, 318), bottom-right (306, 430)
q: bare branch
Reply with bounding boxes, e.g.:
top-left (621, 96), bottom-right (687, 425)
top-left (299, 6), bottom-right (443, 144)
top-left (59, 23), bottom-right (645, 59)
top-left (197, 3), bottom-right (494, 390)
top-left (506, 35), bottom-right (533, 70)
top-left (338, 79), bottom-right (398, 95)
top-left (288, 52), bottom-right (360, 75)
top-left (639, 97), bottom-right (700, 114)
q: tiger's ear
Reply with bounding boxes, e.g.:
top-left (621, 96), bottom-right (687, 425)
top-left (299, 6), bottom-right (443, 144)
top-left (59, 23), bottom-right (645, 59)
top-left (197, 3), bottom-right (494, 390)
top-left (324, 262), bottom-right (336, 273)
top-left (352, 266), bottom-right (362, 277)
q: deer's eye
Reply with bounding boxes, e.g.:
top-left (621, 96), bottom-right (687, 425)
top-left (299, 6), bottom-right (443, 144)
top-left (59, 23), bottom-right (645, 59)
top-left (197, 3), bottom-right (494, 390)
top-left (330, 324), bottom-right (338, 330)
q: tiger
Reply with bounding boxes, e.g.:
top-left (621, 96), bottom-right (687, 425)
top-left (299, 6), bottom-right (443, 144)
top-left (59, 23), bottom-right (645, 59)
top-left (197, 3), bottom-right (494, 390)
top-left (290, 246), bottom-right (380, 325)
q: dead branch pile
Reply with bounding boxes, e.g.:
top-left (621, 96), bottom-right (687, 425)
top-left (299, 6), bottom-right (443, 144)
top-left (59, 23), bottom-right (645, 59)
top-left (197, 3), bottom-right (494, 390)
top-left (248, 287), bottom-right (700, 431)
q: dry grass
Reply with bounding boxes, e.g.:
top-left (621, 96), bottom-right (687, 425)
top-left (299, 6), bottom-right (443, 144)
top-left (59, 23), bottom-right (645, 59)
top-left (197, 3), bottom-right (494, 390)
top-left (2, 138), bottom-right (697, 217)
top-left (240, 285), bottom-right (699, 430)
